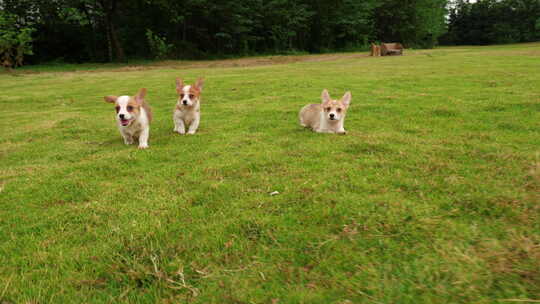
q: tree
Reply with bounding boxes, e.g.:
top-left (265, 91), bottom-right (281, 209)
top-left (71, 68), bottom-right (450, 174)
top-left (375, 0), bottom-right (447, 48)
top-left (443, 0), bottom-right (540, 45)
top-left (98, 0), bottom-right (126, 62)
top-left (0, 0), bottom-right (461, 64)
top-left (0, 11), bottom-right (35, 68)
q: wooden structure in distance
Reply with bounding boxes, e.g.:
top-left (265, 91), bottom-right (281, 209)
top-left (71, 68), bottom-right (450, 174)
top-left (370, 42), bottom-right (404, 56)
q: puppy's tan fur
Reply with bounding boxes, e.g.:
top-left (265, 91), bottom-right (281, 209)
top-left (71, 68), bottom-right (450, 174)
top-left (299, 89), bottom-right (351, 134)
top-left (173, 77), bottom-right (203, 135)
top-left (104, 88), bottom-right (152, 149)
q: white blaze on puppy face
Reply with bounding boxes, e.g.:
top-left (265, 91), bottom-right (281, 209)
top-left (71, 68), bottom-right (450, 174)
top-left (116, 96), bottom-right (133, 120)
top-left (179, 85), bottom-right (194, 106)
top-left (115, 96), bottom-right (142, 126)
top-left (105, 88), bottom-right (146, 127)
top-left (320, 90), bottom-right (351, 122)
top-left (176, 77), bottom-right (203, 107)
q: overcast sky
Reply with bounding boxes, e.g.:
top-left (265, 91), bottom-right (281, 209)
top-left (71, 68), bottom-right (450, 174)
top-left (448, 0), bottom-right (477, 8)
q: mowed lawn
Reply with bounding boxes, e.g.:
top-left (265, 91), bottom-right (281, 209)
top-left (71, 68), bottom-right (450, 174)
top-left (1, 43), bottom-right (539, 304)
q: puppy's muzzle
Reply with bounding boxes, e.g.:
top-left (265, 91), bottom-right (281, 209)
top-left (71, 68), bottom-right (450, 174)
top-left (182, 100), bottom-right (188, 105)
top-left (329, 113), bottom-right (336, 120)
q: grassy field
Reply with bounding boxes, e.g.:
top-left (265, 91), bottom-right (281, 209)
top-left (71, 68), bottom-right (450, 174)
top-left (1, 43), bottom-right (539, 304)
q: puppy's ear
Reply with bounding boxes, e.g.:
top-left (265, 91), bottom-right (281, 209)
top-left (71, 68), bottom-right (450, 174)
top-left (342, 91), bottom-right (352, 107)
top-left (194, 77), bottom-right (204, 91)
top-left (135, 88), bottom-right (147, 104)
top-left (321, 89), bottom-right (331, 104)
top-left (104, 96), bottom-right (117, 103)
top-left (176, 78), bottom-right (184, 94)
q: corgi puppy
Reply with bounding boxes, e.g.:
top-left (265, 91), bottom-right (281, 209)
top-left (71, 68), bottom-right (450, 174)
top-left (104, 88), bottom-right (152, 149)
top-left (173, 77), bottom-right (203, 135)
top-left (299, 89), bottom-right (351, 134)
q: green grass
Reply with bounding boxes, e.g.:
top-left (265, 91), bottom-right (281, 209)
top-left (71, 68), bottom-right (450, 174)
top-left (1, 43), bottom-right (539, 304)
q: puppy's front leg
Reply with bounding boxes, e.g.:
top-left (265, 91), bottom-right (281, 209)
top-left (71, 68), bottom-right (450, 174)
top-left (121, 131), bottom-right (134, 145)
top-left (187, 115), bottom-right (200, 135)
top-left (174, 117), bottom-right (186, 135)
top-left (138, 127), bottom-right (150, 149)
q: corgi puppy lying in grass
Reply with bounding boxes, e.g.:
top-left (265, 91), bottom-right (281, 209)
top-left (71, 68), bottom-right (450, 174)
top-left (173, 77), bottom-right (204, 135)
top-left (104, 88), bottom-right (152, 149)
top-left (299, 89), bottom-right (351, 134)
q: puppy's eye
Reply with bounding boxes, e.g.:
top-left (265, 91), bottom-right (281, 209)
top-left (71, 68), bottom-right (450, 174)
top-left (337, 108), bottom-right (342, 113)
top-left (115, 106), bottom-right (120, 113)
top-left (127, 106), bottom-right (133, 112)
top-left (180, 94), bottom-right (185, 98)
top-left (326, 107), bottom-right (331, 112)
top-left (189, 94), bottom-right (194, 99)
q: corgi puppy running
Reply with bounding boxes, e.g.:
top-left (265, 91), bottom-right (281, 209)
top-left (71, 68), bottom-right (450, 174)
top-left (173, 77), bottom-right (203, 135)
top-left (104, 88), bottom-right (152, 149)
top-left (299, 89), bottom-right (351, 134)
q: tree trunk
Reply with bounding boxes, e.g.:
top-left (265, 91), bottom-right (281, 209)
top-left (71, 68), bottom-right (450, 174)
top-left (105, 19), bottom-right (113, 62)
top-left (110, 21), bottom-right (126, 62)
top-left (82, 3), bottom-right (98, 61)
top-left (183, 17), bottom-right (187, 42)
top-left (99, 0), bottom-right (126, 62)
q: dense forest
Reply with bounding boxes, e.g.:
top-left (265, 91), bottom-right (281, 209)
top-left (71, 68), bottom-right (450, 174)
top-left (442, 0), bottom-right (540, 45)
top-left (0, 0), bottom-right (539, 66)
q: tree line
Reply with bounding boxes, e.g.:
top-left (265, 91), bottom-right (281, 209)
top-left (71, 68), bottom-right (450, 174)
top-left (0, 0), bottom-right (539, 66)
top-left (1, 0), bottom-right (447, 65)
top-left (442, 0), bottom-right (540, 45)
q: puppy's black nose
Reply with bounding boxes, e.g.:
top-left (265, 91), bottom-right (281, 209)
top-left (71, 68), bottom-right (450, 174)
top-left (182, 100), bottom-right (188, 105)
top-left (119, 114), bottom-right (125, 119)
top-left (329, 113), bottom-right (335, 118)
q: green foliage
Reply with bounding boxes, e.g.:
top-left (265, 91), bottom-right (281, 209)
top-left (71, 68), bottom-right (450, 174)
top-left (312, 0), bottom-right (378, 51)
top-left (5, 0), bottom-right (536, 61)
top-left (263, 0), bottom-right (314, 52)
top-left (0, 12), bottom-right (35, 68)
top-left (145, 29), bottom-right (174, 60)
top-left (443, 0), bottom-right (540, 45)
top-left (375, 0), bottom-right (447, 48)
top-left (1, 0), bottom-right (451, 63)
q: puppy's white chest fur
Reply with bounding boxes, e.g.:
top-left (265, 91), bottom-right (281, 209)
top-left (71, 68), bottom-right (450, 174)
top-left (173, 79), bottom-right (204, 135)
top-left (118, 108), bottom-right (148, 136)
top-left (173, 103), bottom-right (200, 135)
top-left (317, 112), bottom-right (345, 133)
top-left (174, 105), bottom-right (199, 125)
top-left (118, 106), bottom-right (150, 148)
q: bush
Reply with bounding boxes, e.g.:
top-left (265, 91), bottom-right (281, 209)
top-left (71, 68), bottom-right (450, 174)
top-left (145, 29), bottom-right (174, 60)
top-left (0, 12), bottom-right (35, 68)
top-left (536, 17), bottom-right (540, 38)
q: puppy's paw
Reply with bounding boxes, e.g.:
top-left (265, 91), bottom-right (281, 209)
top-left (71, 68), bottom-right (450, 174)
top-left (187, 131), bottom-right (197, 135)
top-left (138, 144), bottom-right (149, 149)
top-left (176, 131), bottom-right (185, 135)
top-left (338, 130), bottom-right (347, 135)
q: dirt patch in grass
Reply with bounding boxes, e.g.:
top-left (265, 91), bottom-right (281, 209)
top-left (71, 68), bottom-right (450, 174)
top-left (522, 161), bottom-right (540, 220)
top-left (475, 234), bottom-right (540, 295)
top-left (3, 53), bottom-right (372, 76)
top-left (118, 53), bottom-right (370, 71)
